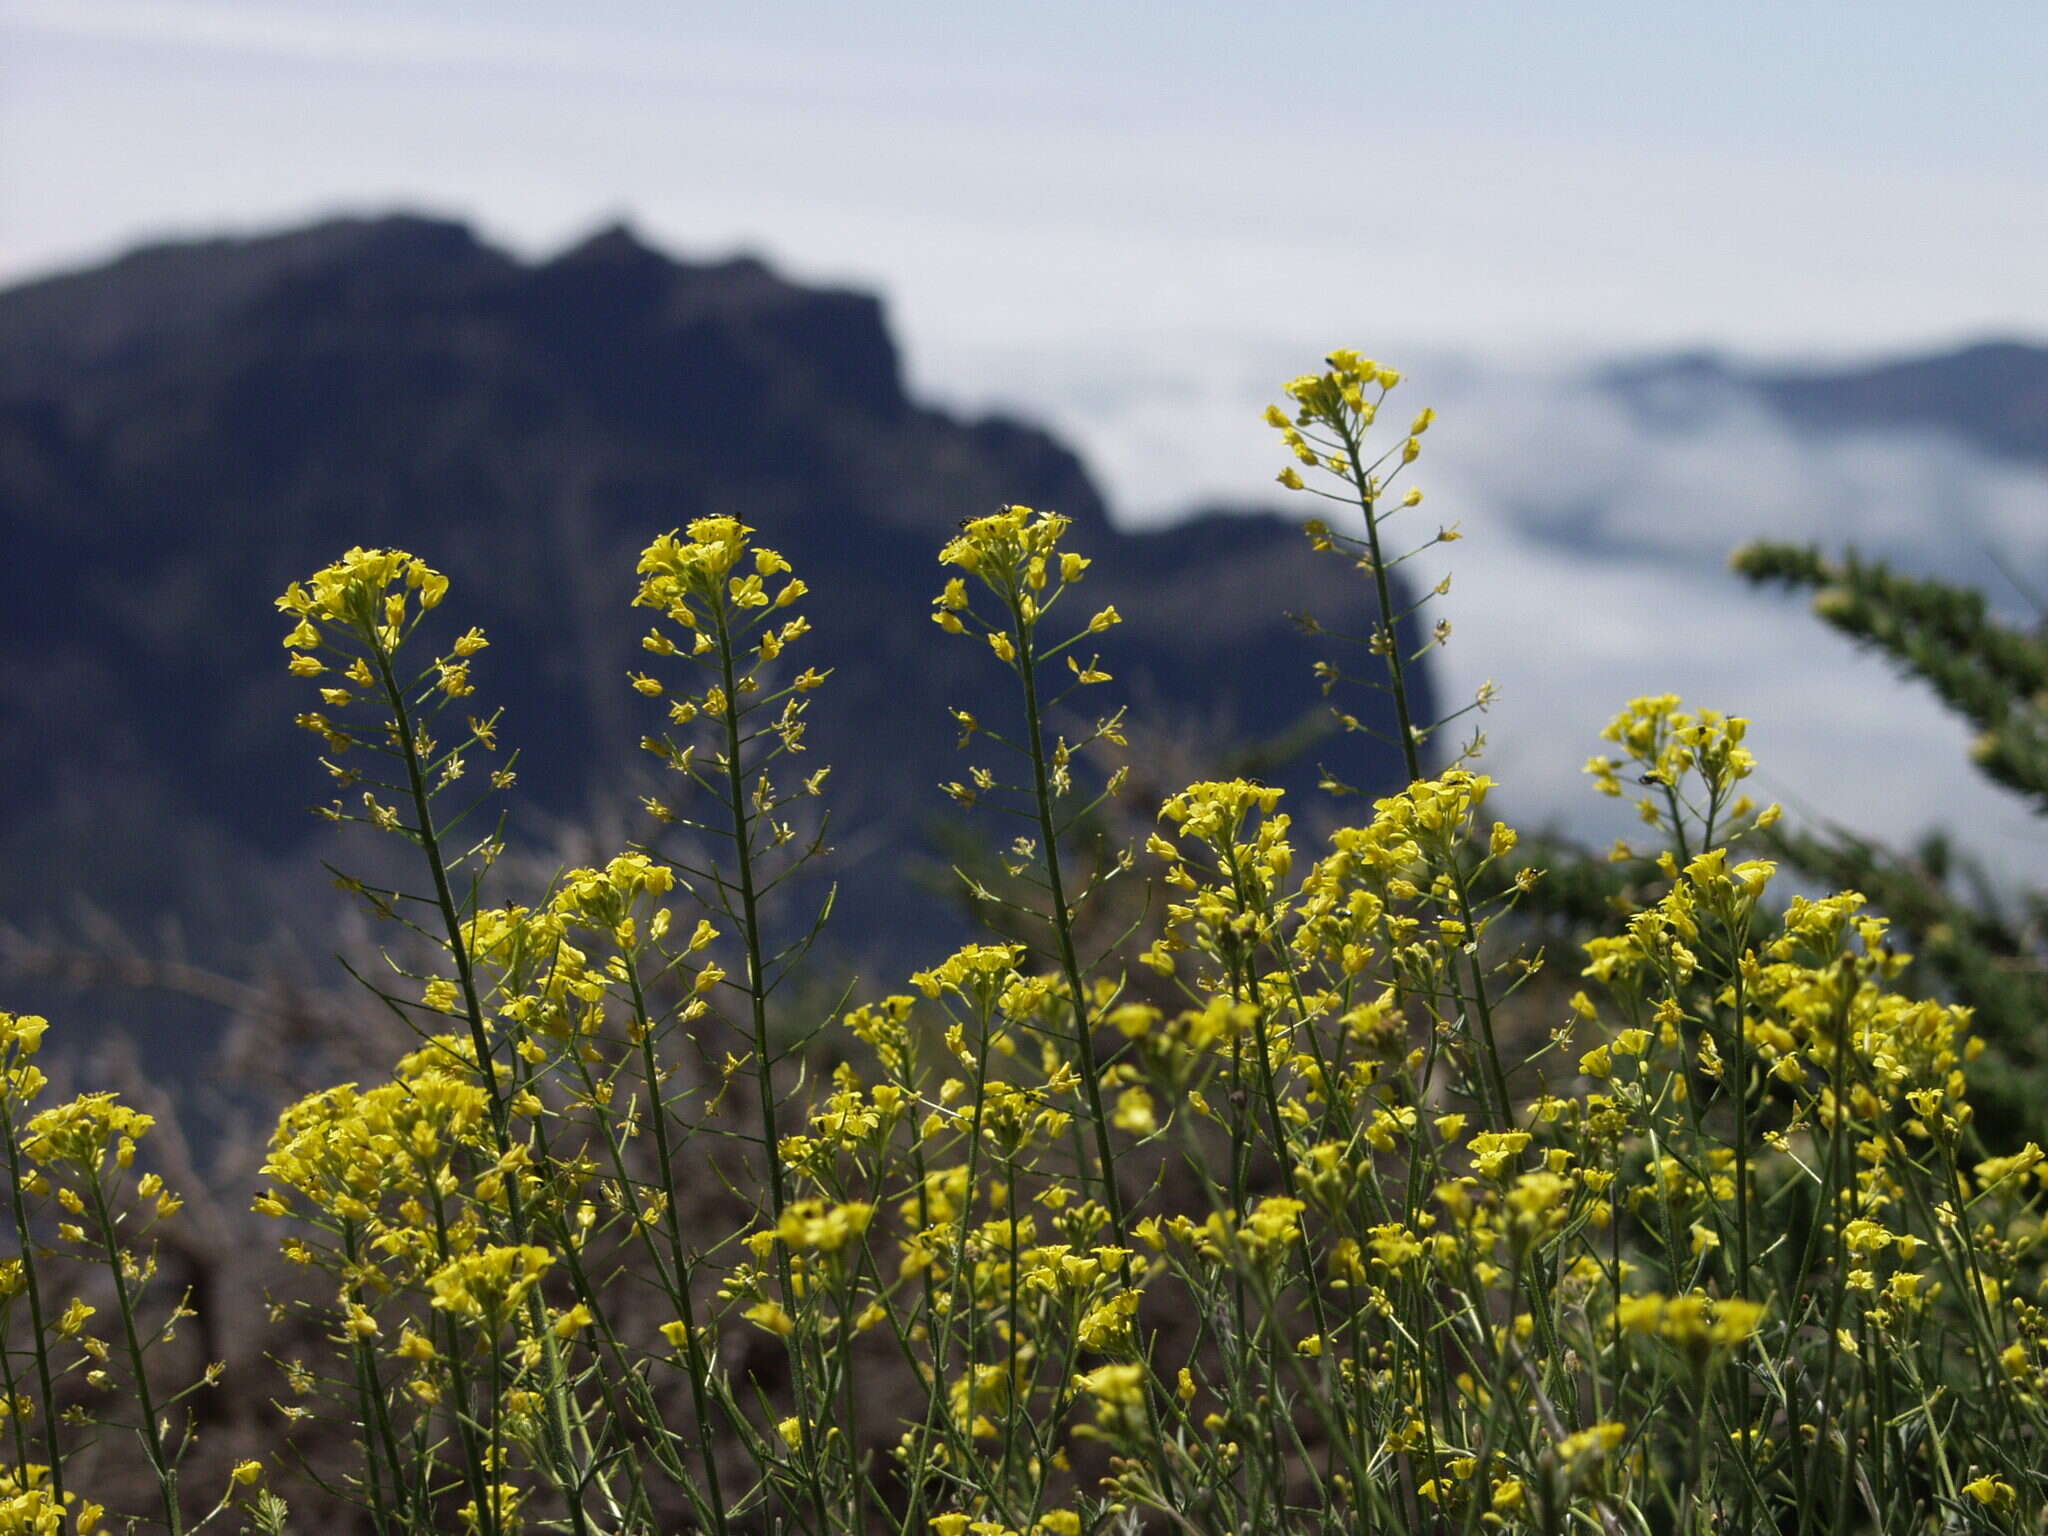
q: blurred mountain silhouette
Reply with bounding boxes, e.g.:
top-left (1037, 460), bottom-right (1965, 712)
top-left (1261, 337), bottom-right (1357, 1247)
top-left (1600, 340), bottom-right (2048, 465)
top-left (0, 214), bottom-right (1428, 1059)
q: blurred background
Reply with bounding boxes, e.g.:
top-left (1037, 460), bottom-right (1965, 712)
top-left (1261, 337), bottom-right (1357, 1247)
top-left (4, 0), bottom-right (2048, 1072)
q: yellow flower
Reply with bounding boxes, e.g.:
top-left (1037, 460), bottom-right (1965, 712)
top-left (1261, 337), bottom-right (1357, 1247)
top-left (743, 1301), bottom-right (795, 1337)
top-left (775, 1200), bottom-right (876, 1254)
top-left (1112, 1087), bottom-right (1157, 1136)
top-left (392, 1327), bottom-right (435, 1362)
top-left (277, 547), bottom-right (448, 638)
top-left (22, 1093), bottom-right (154, 1170)
top-left (1613, 1291), bottom-right (1763, 1351)
top-left (551, 1304), bottom-right (593, 1340)
top-left (1469, 1130), bottom-right (1531, 1180)
top-left (1557, 1422), bottom-right (1626, 1463)
top-left (0, 1011), bottom-right (50, 1062)
top-left (1962, 1476), bottom-right (2015, 1509)
top-left (938, 505), bottom-right (1071, 579)
top-left (426, 1245), bottom-right (554, 1325)
top-left (1076, 1363), bottom-right (1146, 1405)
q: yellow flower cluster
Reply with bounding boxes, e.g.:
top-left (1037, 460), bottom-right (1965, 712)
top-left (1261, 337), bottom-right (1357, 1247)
top-left (277, 545), bottom-right (448, 638)
top-left (0, 1010), bottom-right (49, 1058)
top-left (25, 348), bottom-right (2048, 1533)
top-left (427, 1244), bottom-right (555, 1325)
top-left (21, 1094), bottom-right (154, 1174)
top-left (932, 506), bottom-right (1119, 654)
top-left (1265, 349), bottom-right (1433, 500)
top-left (774, 1199), bottom-right (876, 1254)
top-left (909, 942), bottom-right (1027, 1004)
top-left (1614, 1290), bottom-right (1766, 1349)
top-left (635, 518), bottom-right (804, 621)
top-left (938, 505), bottom-right (1076, 584)
top-left (0, 1466), bottom-right (103, 1536)
top-left (1584, 694), bottom-right (1771, 845)
top-left (631, 519), bottom-right (821, 802)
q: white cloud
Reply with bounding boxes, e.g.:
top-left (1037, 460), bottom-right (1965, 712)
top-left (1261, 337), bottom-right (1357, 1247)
top-left (919, 339), bottom-right (2048, 881)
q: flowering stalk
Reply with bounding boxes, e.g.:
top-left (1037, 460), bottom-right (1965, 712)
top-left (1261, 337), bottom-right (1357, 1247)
top-left (621, 959), bottom-right (730, 1536)
top-left (630, 519), bottom-right (836, 1530)
top-left (373, 633), bottom-right (597, 1536)
top-left (337, 1220), bottom-right (410, 1535)
top-left (1269, 360), bottom-right (1523, 1142)
top-left (1269, 352), bottom-right (1444, 784)
top-left (20, 1090), bottom-right (182, 1533)
top-left (0, 1017), bottom-right (63, 1506)
top-left (277, 549), bottom-right (594, 1533)
top-left (82, 1160), bottom-right (179, 1533)
top-left (932, 506), bottom-right (1131, 1237)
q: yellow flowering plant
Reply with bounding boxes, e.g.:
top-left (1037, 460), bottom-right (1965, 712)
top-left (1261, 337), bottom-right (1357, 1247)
top-left (3, 354), bottom-right (2045, 1535)
top-left (0, 1015), bottom-right (206, 1535)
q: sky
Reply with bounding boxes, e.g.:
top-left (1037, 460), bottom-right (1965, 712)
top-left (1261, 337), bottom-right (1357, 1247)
top-left (6, 0), bottom-right (2048, 872)
top-left (6, 0), bottom-right (2048, 369)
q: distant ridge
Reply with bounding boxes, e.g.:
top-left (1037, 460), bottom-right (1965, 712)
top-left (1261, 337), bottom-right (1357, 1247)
top-left (1601, 339), bottom-right (2048, 466)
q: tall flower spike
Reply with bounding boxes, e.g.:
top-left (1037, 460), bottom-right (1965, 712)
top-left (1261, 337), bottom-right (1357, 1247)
top-left (1264, 351), bottom-right (1478, 781)
top-left (929, 502), bottom-right (1140, 1272)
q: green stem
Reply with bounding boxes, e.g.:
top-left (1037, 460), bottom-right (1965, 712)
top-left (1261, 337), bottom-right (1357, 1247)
top-left (0, 1091), bottom-right (63, 1504)
top-left (1013, 609), bottom-right (1124, 1239)
top-left (1341, 430), bottom-right (1423, 784)
top-left (1723, 923), bottom-right (1757, 1536)
top-left (625, 966), bottom-right (730, 1536)
top-left (426, 1176), bottom-right (499, 1536)
top-left (1445, 863), bottom-right (1514, 1135)
top-left (86, 1168), bottom-right (180, 1534)
top-left (341, 1223), bottom-right (407, 1535)
top-left (712, 609), bottom-right (790, 1221)
top-left (0, 1316), bottom-right (30, 1485)
top-left (1797, 984), bottom-right (1854, 1536)
top-left (369, 637), bottom-right (593, 1536)
top-left (710, 600), bottom-right (834, 1536)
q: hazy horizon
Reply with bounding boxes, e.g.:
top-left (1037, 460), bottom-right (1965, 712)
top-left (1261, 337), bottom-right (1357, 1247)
top-left (6, 0), bottom-right (2048, 362)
